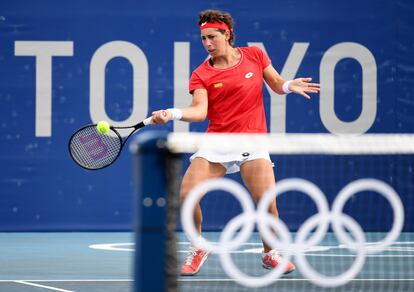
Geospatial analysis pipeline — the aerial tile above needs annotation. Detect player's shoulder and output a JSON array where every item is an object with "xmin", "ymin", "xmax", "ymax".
[
  {"xmin": 192, "ymin": 59, "xmax": 210, "ymax": 75},
  {"xmin": 238, "ymin": 46, "xmax": 271, "ymax": 69},
  {"xmin": 239, "ymin": 46, "xmax": 264, "ymax": 55},
  {"xmin": 239, "ymin": 46, "xmax": 268, "ymax": 62}
]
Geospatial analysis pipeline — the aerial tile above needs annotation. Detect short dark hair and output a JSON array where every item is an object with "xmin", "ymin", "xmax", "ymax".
[{"xmin": 198, "ymin": 9, "xmax": 235, "ymax": 46}]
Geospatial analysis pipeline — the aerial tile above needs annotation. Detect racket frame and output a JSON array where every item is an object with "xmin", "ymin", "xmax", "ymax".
[{"xmin": 68, "ymin": 117, "xmax": 151, "ymax": 170}]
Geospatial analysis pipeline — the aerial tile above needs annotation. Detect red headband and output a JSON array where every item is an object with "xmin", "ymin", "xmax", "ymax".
[{"xmin": 199, "ymin": 21, "xmax": 231, "ymax": 31}]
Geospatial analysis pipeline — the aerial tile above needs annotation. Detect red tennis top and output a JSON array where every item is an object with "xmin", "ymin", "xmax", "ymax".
[{"xmin": 189, "ymin": 46, "xmax": 271, "ymax": 133}]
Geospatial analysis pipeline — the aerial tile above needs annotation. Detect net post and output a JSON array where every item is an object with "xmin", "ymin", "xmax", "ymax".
[{"xmin": 130, "ymin": 130, "xmax": 181, "ymax": 292}]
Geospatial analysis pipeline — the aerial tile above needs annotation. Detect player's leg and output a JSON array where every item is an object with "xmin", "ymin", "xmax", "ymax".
[
  {"xmin": 240, "ymin": 159, "xmax": 295, "ymax": 273},
  {"xmin": 180, "ymin": 157, "xmax": 226, "ymax": 276},
  {"xmin": 240, "ymin": 158, "xmax": 278, "ymax": 252},
  {"xmin": 180, "ymin": 157, "xmax": 226, "ymax": 233}
]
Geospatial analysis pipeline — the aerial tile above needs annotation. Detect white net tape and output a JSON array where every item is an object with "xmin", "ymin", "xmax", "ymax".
[{"xmin": 167, "ymin": 133, "xmax": 414, "ymax": 154}]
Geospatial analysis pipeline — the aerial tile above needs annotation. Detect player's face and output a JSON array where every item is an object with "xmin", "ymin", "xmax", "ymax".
[{"xmin": 201, "ymin": 28, "xmax": 228, "ymax": 57}]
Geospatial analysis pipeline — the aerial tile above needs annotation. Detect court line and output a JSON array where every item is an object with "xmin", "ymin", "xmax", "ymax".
[
  {"xmin": 177, "ymin": 278, "xmax": 414, "ymax": 282},
  {"xmin": 1, "ymin": 278, "xmax": 413, "ymax": 283},
  {"xmin": 0, "ymin": 279, "xmax": 132, "ymax": 282},
  {"xmin": 14, "ymin": 280, "xmax": 74, "ymax": 292},
  {"xmin": 289, "ymin": 253, "xmax": 414, "ymax": 257},
  {"xmin": 89, "ymin": 242, "xmax": 134, "ymax": 251},
  {"xmin": 89, "ymin": 242, "xmax": 414, "ymax": 256}
]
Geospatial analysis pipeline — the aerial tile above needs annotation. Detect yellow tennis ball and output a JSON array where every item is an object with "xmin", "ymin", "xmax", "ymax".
[{"xmin": 96, "ymin": 121, "xmax": 110, "ymax": 134}]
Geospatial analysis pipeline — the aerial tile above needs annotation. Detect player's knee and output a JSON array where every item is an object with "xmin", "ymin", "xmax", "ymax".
[{"xmin": 179, "ymin": 186, "xmax": 191, "ymax": 204}]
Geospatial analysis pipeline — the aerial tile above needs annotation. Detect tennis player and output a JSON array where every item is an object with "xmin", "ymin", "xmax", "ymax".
[{"xmin": 152, "ymin": 9, "xmax": 320, "ymax": 276}]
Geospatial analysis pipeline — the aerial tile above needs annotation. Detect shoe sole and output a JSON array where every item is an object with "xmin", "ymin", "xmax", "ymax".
[
  {"xmin": 262, "ymin": 264, "xmax": 296, "ymax": 274},
  {"xmin": 181, "ymin": 251, "xmax": 211, "ymax": 276}
]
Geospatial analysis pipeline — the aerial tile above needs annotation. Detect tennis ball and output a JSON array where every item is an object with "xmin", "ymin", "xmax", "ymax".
[{"xmin": 96, "ymin": 121, "xmax": 110, "ymax": 135}]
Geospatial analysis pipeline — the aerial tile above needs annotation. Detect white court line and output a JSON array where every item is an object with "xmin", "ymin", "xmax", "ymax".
[
  {"xmin": 177, "ymin": 278, "xmax": 414, "ymax": 282},
  {"xmin": 0, "ymin": 279, "xmax": 132, "ymax": 282},
  {"xmin": 90, "ymin": 241, "xmax": 414, "ymax": 256},
  {"xmin": 1, "ymin": 278, "xmax": 413, "ymax": 283},
  {"xmin": 14, "ymin": 280, "xmax": 74, "ymax": 292},
  {"xmin": 89, "ymin": 242, "xmax": 134, "ymax": 251}
]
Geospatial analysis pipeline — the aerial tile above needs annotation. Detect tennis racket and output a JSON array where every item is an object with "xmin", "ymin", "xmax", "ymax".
[{"xmin": 69, "ymin": 117, "xmax": 153, "ymax": 170}]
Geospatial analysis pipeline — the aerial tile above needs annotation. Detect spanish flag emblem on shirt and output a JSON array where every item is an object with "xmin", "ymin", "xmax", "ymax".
[{"xmin": 213, "ymin": 82, "xmax": 223, "ymax": 88}]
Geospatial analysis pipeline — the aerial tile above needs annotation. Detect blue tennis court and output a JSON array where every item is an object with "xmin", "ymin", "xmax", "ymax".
[{"xmin": 1, "ymin": 231, "xmax": 413, "ymax": 292}]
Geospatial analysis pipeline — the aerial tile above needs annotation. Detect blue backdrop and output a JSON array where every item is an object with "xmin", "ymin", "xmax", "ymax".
[{"xmin": 0, "ymin": 0, "xmax": 413, "ymax": 231}]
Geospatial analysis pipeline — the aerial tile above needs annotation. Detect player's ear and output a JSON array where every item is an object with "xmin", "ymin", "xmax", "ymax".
[{"xmin": 225, "ymin": 30, "xmax": 230, "ymax": 42}]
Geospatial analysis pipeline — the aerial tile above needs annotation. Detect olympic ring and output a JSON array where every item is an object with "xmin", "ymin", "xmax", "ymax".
[
  {"xmin": 257, "ymin": 179, "xmax": 330, "ymax": 251},
  {"xmin": 181, "ymin": 178, "xmax": 256, "ymax": 253},
  {"xmin": 220, "ymin": 212, "xmax": 293, "ymax": 287},
  {"xmin": 332, "ymin": 179, "xmax": 404, "ymax": 253},
  {"xmin": 295, "ymin": 213, "xmax": 367, "ymax": 287},
  {"xmin": 181, "ymin": 177, "xmax": 404, "ymax": 288}
]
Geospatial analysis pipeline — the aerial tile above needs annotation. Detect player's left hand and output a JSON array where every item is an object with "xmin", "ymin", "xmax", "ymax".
[{"xmin": 289, "ymin": 77, "xmax": 320, "ymax": 99}]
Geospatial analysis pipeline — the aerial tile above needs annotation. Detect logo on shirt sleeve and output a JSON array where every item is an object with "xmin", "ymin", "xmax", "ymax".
[{"xmin": 213, "ymin": 82, "xmax": 223, "ymax": 88}]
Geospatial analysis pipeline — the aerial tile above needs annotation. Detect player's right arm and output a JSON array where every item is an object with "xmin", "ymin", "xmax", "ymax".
[
  {"xmin": 151, "ymin": 89, "xmax": 208, "ymax": 124},
  {"xmin": 180, "ymin": 89, "xmax": 208, "ymax": 122}
]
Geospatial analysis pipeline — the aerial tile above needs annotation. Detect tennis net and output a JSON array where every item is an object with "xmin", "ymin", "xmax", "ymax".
[{"xmin": 131, "ymin": 132, "xmax": 414, "ymax": 292}]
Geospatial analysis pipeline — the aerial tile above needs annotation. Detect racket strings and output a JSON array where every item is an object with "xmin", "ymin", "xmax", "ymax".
[{"xmin": 70, "ymin": 126, "xmax": 122, "ymax": 169}]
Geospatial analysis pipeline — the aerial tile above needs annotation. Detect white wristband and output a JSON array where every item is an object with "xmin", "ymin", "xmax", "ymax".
[
  {"xmin": 167, "ymin": 108, "xmax": 183, "ymax": 120},
  {"xmin": 282, "ymin": 80, "xmax": 293, "ymax": 94}
]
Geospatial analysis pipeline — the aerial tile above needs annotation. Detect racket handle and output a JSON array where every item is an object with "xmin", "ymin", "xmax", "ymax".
[{"xmin": 143, "ymin": 117, "xmax": 153, "ymax": 126}]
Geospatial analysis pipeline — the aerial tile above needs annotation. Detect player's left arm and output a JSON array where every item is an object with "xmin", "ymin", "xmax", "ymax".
[{"xmin": 263, "ymin": 64, "xmax": 320, "ymax": 99}]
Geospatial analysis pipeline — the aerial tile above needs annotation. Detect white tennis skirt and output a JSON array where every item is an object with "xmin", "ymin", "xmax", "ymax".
[{"xmin": 190, "ymin": 149, "xmax": 272, "ymax": 174}]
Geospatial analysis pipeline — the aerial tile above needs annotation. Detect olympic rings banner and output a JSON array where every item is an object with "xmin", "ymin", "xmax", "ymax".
[
  {"xmin": 182, "ymin": 178, "xmax": 404, "ymax": 287},
  {"xmin": 0, "ymin": 0, "xmax": 413, "ymax": 230}
]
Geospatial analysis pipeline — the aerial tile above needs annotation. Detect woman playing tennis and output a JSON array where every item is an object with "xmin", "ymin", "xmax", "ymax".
[{"xmin": 152, "ymin": 9, "xmax": 320, "ymax": 276}]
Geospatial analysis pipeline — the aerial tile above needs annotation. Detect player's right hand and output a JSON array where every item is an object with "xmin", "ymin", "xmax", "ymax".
[{"xmin": 151, "ymin": 109, "xmax": 172, "ymax": 125}]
